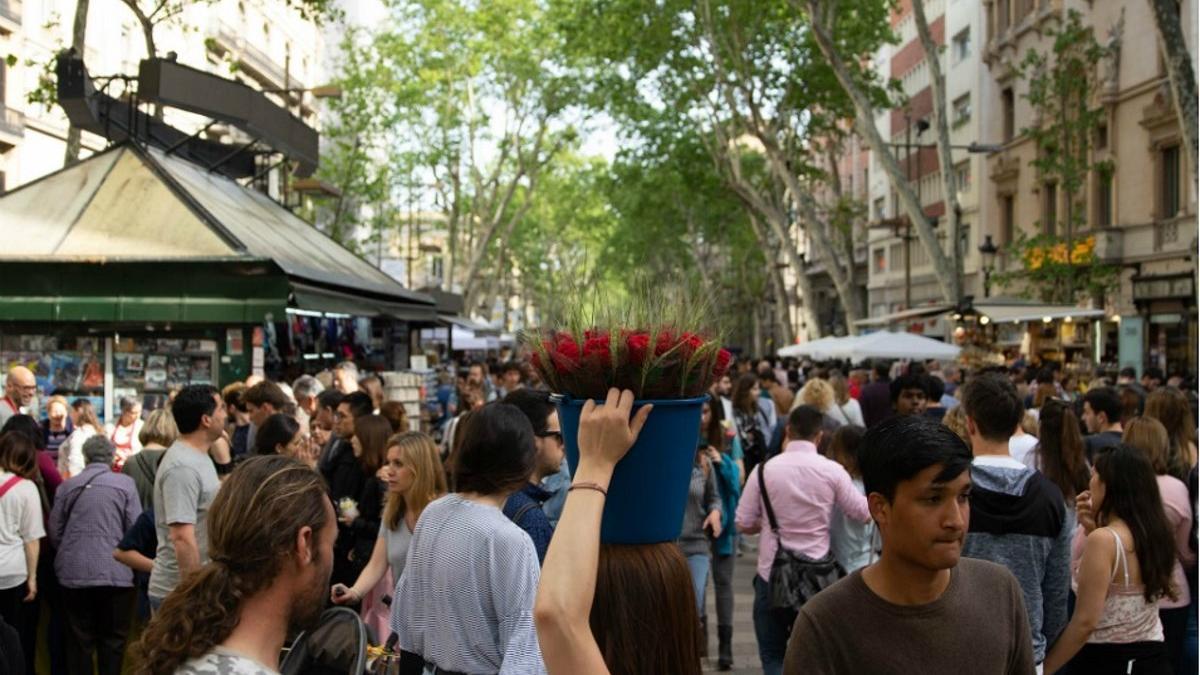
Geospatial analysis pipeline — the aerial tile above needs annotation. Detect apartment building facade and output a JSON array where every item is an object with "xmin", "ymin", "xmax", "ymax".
[
  {"xmin": 0, "ymin": 0, "xmax": 331, "ymax": 193},
  {"xmin": 865, "ymin": 0, "xmax": 991, "ymax": 336},
  {"xmin": 982, "ymin": 0, "xmax": 1198, "ymax": 374}
]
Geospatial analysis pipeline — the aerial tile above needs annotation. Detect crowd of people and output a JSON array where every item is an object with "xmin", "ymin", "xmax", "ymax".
[{"xmin": 0, "ymin": 352, "xmax": 1194, "ymax": 675}]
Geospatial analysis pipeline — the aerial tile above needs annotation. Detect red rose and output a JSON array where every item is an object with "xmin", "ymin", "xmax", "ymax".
[
  {"xmin": 584, "ymin": 334, "xmax": 611, "ymax": 358},
  {"xmin": 713, "ymin": 348, "xmax": 732, "ymax": 377},
  {"xmin": 552, "ymin": 334, "xmax": 581, "ymax": 374},
  {"xmin": 678, "ymin": 332, "xmax": 705, "ymax": 358},
  {"xmin": 583, "ymin": 327, "xmax": 607, "ymax": 341},
  {"xmin": 626, "ymin": 332, "xmax": 650, "ymax": 364},
  {"xmin": 654, "ymin": 330, "xmax": 676, "ymax": 356}
]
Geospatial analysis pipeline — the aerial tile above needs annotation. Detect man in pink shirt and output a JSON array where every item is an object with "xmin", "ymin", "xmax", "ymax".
[{"xmin": 736, "ymin": 405, "xmax": 871, "ymax": 675}]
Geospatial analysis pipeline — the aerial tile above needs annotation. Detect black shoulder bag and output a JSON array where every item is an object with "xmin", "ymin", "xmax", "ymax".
[{"xmin": 757, "ymin": 459, "xmax": 845, "ymax": 612}]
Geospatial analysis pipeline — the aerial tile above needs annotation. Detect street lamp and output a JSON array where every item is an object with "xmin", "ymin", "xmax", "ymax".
[{"xmin": 978, "ymin": 234, "xmax": 998, "ymax": 298}]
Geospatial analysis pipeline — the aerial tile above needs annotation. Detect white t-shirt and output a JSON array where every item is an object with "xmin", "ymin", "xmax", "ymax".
[
  {"xmin": 175, "ymin": 647, "xmax": 278, "ymax": 674},
  {"xmin": 0, "ymin": 472, "xmax": 45, "ymax": 590},
  {"xmin": 1008, "ymin": 433, "xmax": 1039, "ymax": 467}
]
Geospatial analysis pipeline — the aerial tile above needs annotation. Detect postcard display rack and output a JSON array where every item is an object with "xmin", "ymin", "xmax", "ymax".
[
  {"xmin": 1, "ymin": 335, "xmax": 107, "ymax": 422},
  {"xmin": 113, "ymin": 337, "xmax": 218, "ymax": 409},
  {"xmin": 382, "ymin": 372, "xmax": 425, "ymax": 431}
]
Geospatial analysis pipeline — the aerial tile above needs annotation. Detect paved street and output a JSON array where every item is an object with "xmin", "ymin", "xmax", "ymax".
[{"xmin": 701, "ymin": 536, "xmax": 764, "ymax": 674}]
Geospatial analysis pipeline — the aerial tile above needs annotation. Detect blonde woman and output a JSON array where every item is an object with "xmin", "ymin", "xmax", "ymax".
[
  {"xmin": 942, "ymin": 405, "xmax": 971, "ymax": 446},
  {"xmin": 828, "ymin": 374, "xmax": 865, "ymax": 427},
  {"xmin": 122, "ymin": 409, "xmax": 179, "ymax": 509},
  {"xmin": 331, "ymin": 431, "xmax": 447, "ymax": 607},
  {"xmin": 793, "ymin": 378, "xmax": 844, "ymax": 453}
]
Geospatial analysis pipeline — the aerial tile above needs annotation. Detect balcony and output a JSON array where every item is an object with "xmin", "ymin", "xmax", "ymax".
[
  {"xmin": 0, "ymin": 104, "xmax": 24, "ymax": 150},
  {"xmin": 0, "ymin": 0, "xmax": 20, "ymax": 34},
  {"xmin": 207, "ymin": 20, "xmax": 296, "ymax": 91}
]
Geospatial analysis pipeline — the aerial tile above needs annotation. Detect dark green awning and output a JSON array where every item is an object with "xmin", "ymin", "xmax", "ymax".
[{"xmin": 0, "ymin": 261, "xmax": 290, "ymax": 324}]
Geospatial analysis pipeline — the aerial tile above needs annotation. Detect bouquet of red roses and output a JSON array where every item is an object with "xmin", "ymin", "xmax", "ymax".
[{"xmin": 525, "ymin": 326, "xmax": 732, "ymax": 400}]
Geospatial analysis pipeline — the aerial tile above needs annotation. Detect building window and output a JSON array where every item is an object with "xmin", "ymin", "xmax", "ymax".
[
  {"xmin": 1002, "ymin": 88, "xmax": 1015, "ymax": 142},
  {"xmin": 1097, "ymin": 168, "xmax": 1113, "ymax": 227},
  {"xmin": 873, "ymin": 248, "xmax": 886, "ymax": 273},
  {"xmin": 959, "ymin": 222, "xmax": 971, "ymax": 257},
  {"xmin": 953, "ymin": 29, "xmax": 971, "ymax": 64},
  {"xmin": 889, "ymin": 242, "xmax": 903, "ymax": 269},
  {"xmin": 873, "ymin": 197, "xmax": 885, "ymax": 220},
  {"xmin": 997, "ymin": 0, "xmax": 1011, "ymax": 34},
  {"xmin": 1160, "ymin": 145, "xmax": 1181, "ymax": 217},
  {"xmin": 1095, "ymin": 123, "xmax": 1108, "ymax": 150},
  {"xmin": 1002, "ymin": 195, "xmax": 1015, "ymax": 245},
  {"xmin": 952, "ymin": 94, "xmax": 971, "ymax": 128},
  {"xmin": 955, "ymin": 161, "xmax": 972, "ymax": 193},
  {"xmin": 1043, "ymin": 182, "xmax": 1058, "ymax": 235}
]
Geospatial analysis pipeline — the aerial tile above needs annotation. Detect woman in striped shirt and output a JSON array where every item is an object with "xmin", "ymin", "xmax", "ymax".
[{"xmin": 391, "ymin": 403, "xmax": 545, "ymax": 675}]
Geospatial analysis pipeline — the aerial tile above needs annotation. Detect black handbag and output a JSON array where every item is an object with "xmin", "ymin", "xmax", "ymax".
[{"xmin": 757, "ymin": 459, "xmax": 845, "ymax": 612}]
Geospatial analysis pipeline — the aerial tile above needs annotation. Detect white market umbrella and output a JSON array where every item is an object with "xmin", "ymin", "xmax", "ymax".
[
  {"xmin": 827, "ymin": 331, "xmax": 960, "ymax": 361},
  {"xmin": 777, "ymin": 336, "xmax": 849, "ymax": 359}
]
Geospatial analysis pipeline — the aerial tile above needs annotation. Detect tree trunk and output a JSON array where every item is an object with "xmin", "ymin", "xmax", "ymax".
[
  {"xmin": 804, "ymin": 0, "xmax": 960, "ymax": 304},
  {"xmin": 912, "ymin": 0, "xmax": 963, "ymax": 303},
  {"xmin": 63, "ymin": 0, "xmax": 91, "ymax": 165},
  {"xmin": 750, "ymin": 214, "xmax": 797, "ymax": 345},
  {"xmin": 798, "ymin": 196, "xmax": 862, "ymax": 335},
  {"xmin": 1149, "ymin": 0, "xmax": 1199, "ymax": 182},
  {"xmin": 747, "ymin": 211, "xmax": 818, "ymax": 341},
  {"xmin": 462, "ymin": 173, "xmax": 538, "ymax": 311}
]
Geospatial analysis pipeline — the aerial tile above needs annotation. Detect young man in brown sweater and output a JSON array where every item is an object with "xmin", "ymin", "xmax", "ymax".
[{"xmin": 784, "ymin": 415, "xmax": 1036, "ymax": 675}]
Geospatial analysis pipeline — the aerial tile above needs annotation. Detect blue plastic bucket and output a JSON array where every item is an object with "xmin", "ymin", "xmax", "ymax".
[{"xmin": 554, "ymin": 394, "xmax": 707, "ymax": 544}]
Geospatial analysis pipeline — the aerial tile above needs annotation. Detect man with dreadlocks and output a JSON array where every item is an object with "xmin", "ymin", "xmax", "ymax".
[{"xmin": 133, "ymin": 455, "xmax": 336, "ymax": 674}]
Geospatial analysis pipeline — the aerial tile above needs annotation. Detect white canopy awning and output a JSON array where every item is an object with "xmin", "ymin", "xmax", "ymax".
[
  {"xmin": 975, "ymin": 301, "xmax": 1105, "ymax": 324},
  {"xmin": 777, "ymin": 336, "xmax": 845, "ymax": 358},
  {"xmin": 807, "ymin": 331, "xmax": 960, "ymax": 361}
]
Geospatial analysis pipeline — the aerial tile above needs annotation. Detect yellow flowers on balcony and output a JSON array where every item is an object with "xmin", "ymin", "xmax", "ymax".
[{"xmin": 1025, "ymin": 236, "xmax": 1095, "ymax": 270}]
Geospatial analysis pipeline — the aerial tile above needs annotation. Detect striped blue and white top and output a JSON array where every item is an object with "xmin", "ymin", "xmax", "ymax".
[{"xmin": 390, "ymin": 493, "xmax": 546, "ymax": 675}]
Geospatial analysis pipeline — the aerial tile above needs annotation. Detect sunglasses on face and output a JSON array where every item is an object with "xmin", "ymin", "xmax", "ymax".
[{"xmin": 537, "ymin": 430, "xmax": 564, "ymax": 444}]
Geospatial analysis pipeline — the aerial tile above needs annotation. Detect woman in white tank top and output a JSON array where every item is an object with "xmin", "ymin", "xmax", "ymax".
[{"xmin": 1042, "ymin": 444, "xmax": 1179, "ymax": 675}]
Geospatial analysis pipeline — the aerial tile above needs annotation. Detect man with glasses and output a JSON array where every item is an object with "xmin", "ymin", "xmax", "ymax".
[
  {"xmin": 500, "ymin": 389, "xmax": 563, "ymax": 564},
  {"xmin": 0, "ymin": 366, "xmax": 37, "ymax": 427}
]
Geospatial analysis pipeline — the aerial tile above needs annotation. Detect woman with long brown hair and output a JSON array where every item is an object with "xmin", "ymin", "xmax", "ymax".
[
  {"xmin": 1043, "ymin": 444, "xmax": 1179, "ymax": 674},
  {"xmin": 1143, "ymin": 388, "xmax": 1198, "ymax": 483},
  {"xmin": 732, "ymin": 374, "xmax": 770, "ymax": 480},
  {"xmin": 59, "ymin": 398, "xmax": 101, "ymax": 478},
  {"xmin": 1122, "ymin": 417, "xmax": 1195, "ymax": 675},
  {"xmin": 331, "ymin": 432, "xmax": 447, "ymax": 607},
  {"xmin": 536, "ymin": 389, "xmax": 700, "ymax": 675},
  {"xmin": 1029, "ymin": 399, "xmax": 1091, "ymax": 502},
  {"xmin": 0, "ymin": 432, "xmax": 43, "ymax": 669},
  {"xmin": 330, "ymin": 415, "xmax": 392, "ymax": 589}
]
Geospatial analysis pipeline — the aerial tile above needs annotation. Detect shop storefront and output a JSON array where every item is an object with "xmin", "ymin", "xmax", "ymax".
[
  {"xmin": 0, "ymin": 143, "xmax": 435, "ymax": 420},
  {"xmin": 1131, "ymin": 274, "xmax": 1198, "ymax": 377}
]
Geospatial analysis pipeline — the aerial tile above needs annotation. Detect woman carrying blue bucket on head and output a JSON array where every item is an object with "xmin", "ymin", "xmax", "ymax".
[{"xmin": 523, "ymin": 291, "xmax": 734, "ymax": 675}]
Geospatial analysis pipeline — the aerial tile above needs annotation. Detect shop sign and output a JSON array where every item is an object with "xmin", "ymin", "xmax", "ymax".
[{"xmin": 1133, "ymin": 276, "xmax": 1194, "ymax": 300}]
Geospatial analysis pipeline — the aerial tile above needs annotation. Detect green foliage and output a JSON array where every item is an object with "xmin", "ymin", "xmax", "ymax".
[
  {"xmin": 1019, "ymin": 9, "xmax": 1111, "ymax": 201},
  {"xmin": 999, "ymin": 9, "xmax": 1113, "ymax": 304},
  {"xmin": 992, "ymin": 232, "xmax": 1119, "ymax": 304}
]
